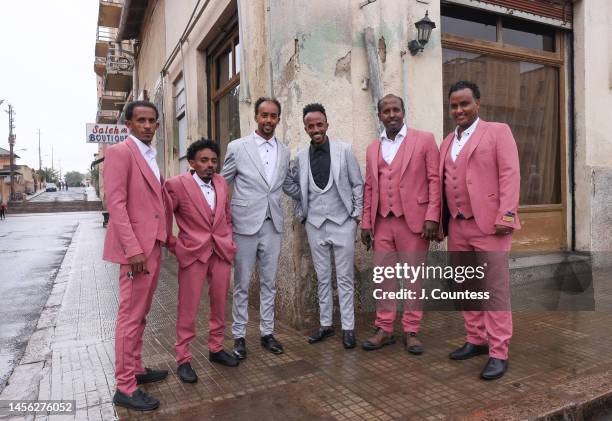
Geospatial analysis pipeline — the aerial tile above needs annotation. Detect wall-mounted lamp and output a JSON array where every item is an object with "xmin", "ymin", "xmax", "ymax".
[{"xmin": 408, "ymin": 11, "xmax": 436, "ymax": 56}]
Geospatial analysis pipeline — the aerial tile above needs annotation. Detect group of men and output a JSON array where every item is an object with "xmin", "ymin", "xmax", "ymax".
[{"xmin": 103, "ymin": 80, "xmax": 520, "ymax": 411}]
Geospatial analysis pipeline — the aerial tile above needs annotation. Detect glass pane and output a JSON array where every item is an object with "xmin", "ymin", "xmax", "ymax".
[
  {"xmin": 442, "ymin": 49, "xmax": 561, "ymax": 205},
  {"xmin": 216, "ymin": 49, "xmax": 231, "ymax": 90},
  {"xmin": 502, "ymin": 17, "xmax": 555, "ymax": 52},
  {"xmin": 234, "ymin": 42, "xmax": 241, "ymax": 75},
  {"xmin": 177, "ymin": 115, "xmax": 188, "ymax": 173},
  {"xmin": 215, "ymin": 85, "xmax": 241, "ymax": 164},
  {"xmin": 441, "ymin": 4, "xmax": 497, "ymax": 42}
]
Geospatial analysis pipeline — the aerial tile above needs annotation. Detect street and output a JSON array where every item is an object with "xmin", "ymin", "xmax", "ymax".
[
  {"xmin": 30, "ymin": 187, "xmax": 94, "ymax": 203},
  {"xmin": 0, "ymin": 212, "xmax": 99, "ymax": 393}
]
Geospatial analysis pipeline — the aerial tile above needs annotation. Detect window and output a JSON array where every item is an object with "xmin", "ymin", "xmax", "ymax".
[
  {"xmin": 209, "ymin": 27, "xmax": 240, "ymax": 163},
  {"xmin": 441, "ymin": 3, "xmax": 557, "ymax": 52},
  {"xmin": 174, "ymin": 76, "xmax": 188, "ymax": 174}
]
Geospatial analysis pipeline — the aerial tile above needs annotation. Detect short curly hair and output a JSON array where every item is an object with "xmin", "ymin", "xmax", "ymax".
[{"xmin": 187, "ymin": 138, "xmax": 220, "ymax": 161}]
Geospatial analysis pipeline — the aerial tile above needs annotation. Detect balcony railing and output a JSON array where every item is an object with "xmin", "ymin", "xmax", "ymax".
[
  {"xmin": 94, "ymin": 56, "xmax": 106, "ymax": 77},
  {"xmin": 95, "ymin": 26, "xmax": 118, "ymax": 58},
  {"xmin": 96, "ymin": 109, "xmax": 120, "ymax": 124},
  {"xmin": 99, "ymin": 91, "xmax": 127, "ymax": 111}
]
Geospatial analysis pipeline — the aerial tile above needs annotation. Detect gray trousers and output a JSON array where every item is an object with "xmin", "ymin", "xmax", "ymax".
[
  {"xmin": 305, "ymin": 218, "xmax": 357, "ymax": 330},
  {"xmin": 232, "ymin": 220, "xmax": 282, "ymax": 338}
]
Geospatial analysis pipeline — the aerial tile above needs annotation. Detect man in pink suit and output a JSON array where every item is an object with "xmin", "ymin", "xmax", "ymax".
[
  {"xmin": 164, "ymin": 139, "xmax": 239, "ymax": 384},
  {"xmin": 103, "ymin": 101, "xmax": 168, "ymax": 411},
  {"xmin": 440, "ymin": 81, "xmax": 520, "ymax": 380},
  {"xmin": 361, "ymin": 94, "xmax": 441, "ymax": 354}
]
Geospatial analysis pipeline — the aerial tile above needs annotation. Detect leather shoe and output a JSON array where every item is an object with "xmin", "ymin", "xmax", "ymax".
[
  {"xmin": 210, "ymin": 350, "xmax": 239, "ymax": 367},
  {"xmin": 233, "ymin": 338, "xmax": 247, "ymax": 360},
  {"xmin": 308, "ymin": 327, "xmax": 334, "ymax": 344},
  {"xmin": 261, "ymin": 334, "xmax": 284, "ymax": 354},
  {"xmin": 113, "ymin": 388, "xmax": 159, "ymax": 411},
  {"xmin": 480, "ymin": 357, "xmax": 508, "ymax": 380},
  {"xmin": 403, "ymin": 332, "xmax": 424, "ymax": 355},
  {"xmin": 135, "ymin": 367, "xmax": 168, "ymax": 385},
  {"xmin": 177, "ymin": 362, "xmax": 197, "ymax": 383},
  {"xmin": 362, "ymin": 328, "xmax": 395, "ymax": 351},
  {"xmin": 342, "ymin": 330, "xmax": 356, "ymax": 349},
  {"xmin": 449, "ymin": 342, "xmax": 489, "ymax": 360}
]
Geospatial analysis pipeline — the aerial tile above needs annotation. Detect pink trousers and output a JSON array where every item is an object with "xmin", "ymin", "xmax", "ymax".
[
  {"xmin": 175, "ymin": 253, "xmax": 231, "ymax": 364},
  {"xmin": 115, "ymin": 244, "xmax": 161, "ymax": 395},
  {"xmin": 373, "ymin": 215, "xmax": 429, "ymax": 333},
  {"xmin": 448, "ymin": 217, "xmax": 513, "ymax": 360}
]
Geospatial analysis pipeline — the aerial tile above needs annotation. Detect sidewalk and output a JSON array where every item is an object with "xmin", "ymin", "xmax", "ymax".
[{"xmin": 2, "ymin": 216, "xmax": 612, "ymax": 420}]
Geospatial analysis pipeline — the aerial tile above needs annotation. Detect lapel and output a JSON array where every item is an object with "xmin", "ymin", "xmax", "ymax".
[
  {"xmin": 270, "ymin": 139, "xmax": 285, "ymax": 189},
  {"xmin": 465, "ymin": 120, "xmax": 488, "ymax": 163},
  {"xmin": 400, "ymin": 128, "xmax": 418, "ymax": 178},
  {"xmin": 243, "ymin": 134, "xmax": 270, "ymax": 187},
  {"xmin": 126, "ymin": 137, "xmax": 162, "ymax": 201},
  {"xmin": 371, "ymin": 141, "xmax": 381, "ymax": 185},
  {"xmin": 439, "ymin": 133, "xmax": 454, "ymax": 174},
  {"xmin": 180, "ymin": 172, "xmax": 213, "ymax": 225},
  {"xmin": 299, "ymin": 148, "xmax": 309, "ymax": 206},
  {"xmin": 329, "ymin": 139, "xmax": 341, "ymax": 187},
  {"xmin": 211, "ymin": 174, "xmax": 226, "ymax": 228}
]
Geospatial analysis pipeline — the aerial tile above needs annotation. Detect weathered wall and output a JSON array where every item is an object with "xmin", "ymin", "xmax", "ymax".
[{"xmin": 573, "ymin": 0, "xmax": 612, "ymax": 252}]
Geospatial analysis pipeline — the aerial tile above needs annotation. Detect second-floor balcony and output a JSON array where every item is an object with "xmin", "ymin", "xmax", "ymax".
[
  {"xmin": 96, "ymin": 109, "xmax": 120, "ymax": 124},
  {"xmin": 104, "ymin": 47, "xmax": 134, "ymax": 92},
  {"xmin": 99, "ymin": 91, "xmax": 127, "ymax": 111},
  {"xmin": 95, "ymin": 26, "xmax": 118, "ymax": 58},
  {"xmin": 99, "ymin": 0, "xmax": 123, "ymax": 28}
]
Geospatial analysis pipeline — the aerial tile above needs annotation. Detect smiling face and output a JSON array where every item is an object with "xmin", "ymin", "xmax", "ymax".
[
  {"xmin": 449, "ymin": 88, "xmax": 480, "ymax": 129},
  {"xmin": 255, "ymin": 101, "xmax": 280, "ymax": 139},
  {"xmin": 303, "ymin": 111, "xmax": 329, "ymax": 145},
  {"xmin": 189, "ymin": 147, "xmax": 218, "ymax": 182},
  {"xmin": 378, "ymin": 97, "xmax": 405, "ymax": 136},
  {"xmin": 126, "ymin": 106, "xmax": 159, "ymax": 144}
]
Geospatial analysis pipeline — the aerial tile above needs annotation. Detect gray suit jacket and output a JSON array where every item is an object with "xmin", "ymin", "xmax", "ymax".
[
  {"xmin": 221, "ymin": 132, "xmax": 290, "ymax": 235},
  {"xmin": 284, "ymin": 139, "xmax": 363, "ymax": 222}
]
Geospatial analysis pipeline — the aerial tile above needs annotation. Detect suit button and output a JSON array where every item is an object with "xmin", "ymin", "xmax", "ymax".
[
  {"xmin": 155, "ymin": 215, "xmax": 159, "ymax": 219},
  {"xmin": 453, "ymin": 186, "xmax": 457, "ymax": 189}
]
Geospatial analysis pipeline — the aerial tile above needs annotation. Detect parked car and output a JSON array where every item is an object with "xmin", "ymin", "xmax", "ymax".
[{"xmin": 45, "ymin": 183, "xmax": 58, "ymax": 192}]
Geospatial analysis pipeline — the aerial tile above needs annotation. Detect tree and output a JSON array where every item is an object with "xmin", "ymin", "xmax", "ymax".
[
  {"xmin": 64, "ymin": 171, "xmax": 84, "ymax": 187},
  {"xmin": 37, "ymin": 167, "xmax": 59, "ymax": 184}
]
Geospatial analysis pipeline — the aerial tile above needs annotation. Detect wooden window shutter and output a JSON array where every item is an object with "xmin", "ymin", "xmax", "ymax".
[{"xmin": 481, "ymin": 0, "xmax": 572, "ymax": 23}]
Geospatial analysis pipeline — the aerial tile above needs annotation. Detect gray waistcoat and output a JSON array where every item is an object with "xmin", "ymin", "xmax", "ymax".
[{"xmin": 307, "ymin": 165, "xmax": 349, "ymax": 228}]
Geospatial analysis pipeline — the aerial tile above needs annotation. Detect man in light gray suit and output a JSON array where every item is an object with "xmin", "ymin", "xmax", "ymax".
[
  {"xmin": 284, "ymin": 103, "xmax": 363, "ymax": 349},
  {"xmin": 221, "ymin": 97, "xmax": 290, "ymax": 358}
]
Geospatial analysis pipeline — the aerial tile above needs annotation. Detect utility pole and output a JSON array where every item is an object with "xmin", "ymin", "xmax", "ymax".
[
  {"xmin": 6, "ymin": 104, "xmax": 16, "ymax": 201},
  {"xmin": 51, "ymin": 145, "xmax": 54, "ymax": 172},
  {"xmin": 38, "ymin": 129, "xmax": 42, "ymax": 171}
]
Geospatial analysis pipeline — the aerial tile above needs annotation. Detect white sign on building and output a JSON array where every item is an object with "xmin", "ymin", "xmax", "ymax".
[{"xmin": 86, "ymin": 124, "xmax": 130, "ymax": 144}]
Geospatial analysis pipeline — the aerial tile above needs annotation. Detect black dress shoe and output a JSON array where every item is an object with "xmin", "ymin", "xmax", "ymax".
[
  {"xmin": 480, "ymin": 357, "xmax": 508, "ymax": 380},
  {"xmin": 308, "ymin": 327, "xmax": 335, "ymax": 344},
  {"xmin": 113, "ymin": 388, "xmax": 160, "ymax": 411},
  {"xmin": 135, "ymin": 367, "xmax": 168, "ymax": 385},
  {"xmin": 233, "ymin": 338, "xmax": 247, "ymax": 360},
  {"xmin": 261, "ymin": 334, "xmax": 284, "ymax": 354},
  {"xmin": 449, "ymin": 342, "xmax": 489, "ymax": 360},
  {"xmin": 210, "ymin": 350, "xmax": 239, "ymax": 367},
  {"xmin": 342, "ymin": 330, "xmax": 356, "ymax": 349},
  {"xmin": 177, "ymin": 362, "xmax": 198, "ymax": 383}
]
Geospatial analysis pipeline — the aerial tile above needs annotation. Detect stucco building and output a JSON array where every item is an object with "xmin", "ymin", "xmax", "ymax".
[{"xmin": 93, "ymin": 0, "xmax": 612, "ymax": 327}]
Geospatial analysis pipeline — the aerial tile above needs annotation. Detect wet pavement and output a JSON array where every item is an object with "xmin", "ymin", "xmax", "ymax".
[
  {"xmin": 0, "ymin": 213, "xmax": 99, "ymax": 393},
  {"xmin": 1, "ymin": 215, "xmax": 612, "ymax": 420},
  {"xmin": 29, "ymin": 188, "xmax": 97, "ymax": 203}
]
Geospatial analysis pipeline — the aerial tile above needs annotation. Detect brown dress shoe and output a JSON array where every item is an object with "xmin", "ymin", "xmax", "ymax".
[
  {"xmin": 361, "ymin": 328, "xmax": 396, "ymax": 351},
  {"xmin": 403, "ymin": 332, "xmax": 424, "ymax": 355}
]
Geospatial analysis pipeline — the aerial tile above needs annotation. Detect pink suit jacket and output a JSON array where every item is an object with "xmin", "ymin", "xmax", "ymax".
[
  {"xmin": 439, "ymin": 120, "xmax": 521, "ymax": 237},
  {"xmin": 164, "ymin": 172, "xmax": 236, "ymax": 268},
  {"xmin": 362, "ymin": 128, "xmax": 441, "ymax": 234},
  {"xmin": 103, "ymin": 137, "xmax": 166, "ymax": 264}
]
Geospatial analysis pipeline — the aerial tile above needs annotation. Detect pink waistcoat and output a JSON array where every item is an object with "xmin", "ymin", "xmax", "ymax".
[
  {"xmin": 444, "ymin": 146, "xmax": 473, "ymax": 219},
  {"xmin": 377, "ymin": 141, "xmax": 407, "ymax": 218}
]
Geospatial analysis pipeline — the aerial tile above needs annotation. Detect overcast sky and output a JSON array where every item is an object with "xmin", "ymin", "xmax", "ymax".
[{"xmin": 0, "ymin": 1, "xmax": 98, "ymax": 175}]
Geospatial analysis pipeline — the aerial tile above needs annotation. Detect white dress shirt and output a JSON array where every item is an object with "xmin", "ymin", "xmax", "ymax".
[
  {"xmin": 253, "ymin": 132, "xmax": 278, "ymax": 182},
  {"xmin": 192, "ymin": 172, "xmax": 216, "ymax": 210},
  {"xmin": 451, "ymin": 118, "xmax": 480, "ymax": 162},
  {"xmin": 131, "ymin": 135, "xmax": 161, "ymax": 182},
  {"xmin": 380, "ymin": 124, "xmax": 408, "ymax": 165}
]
